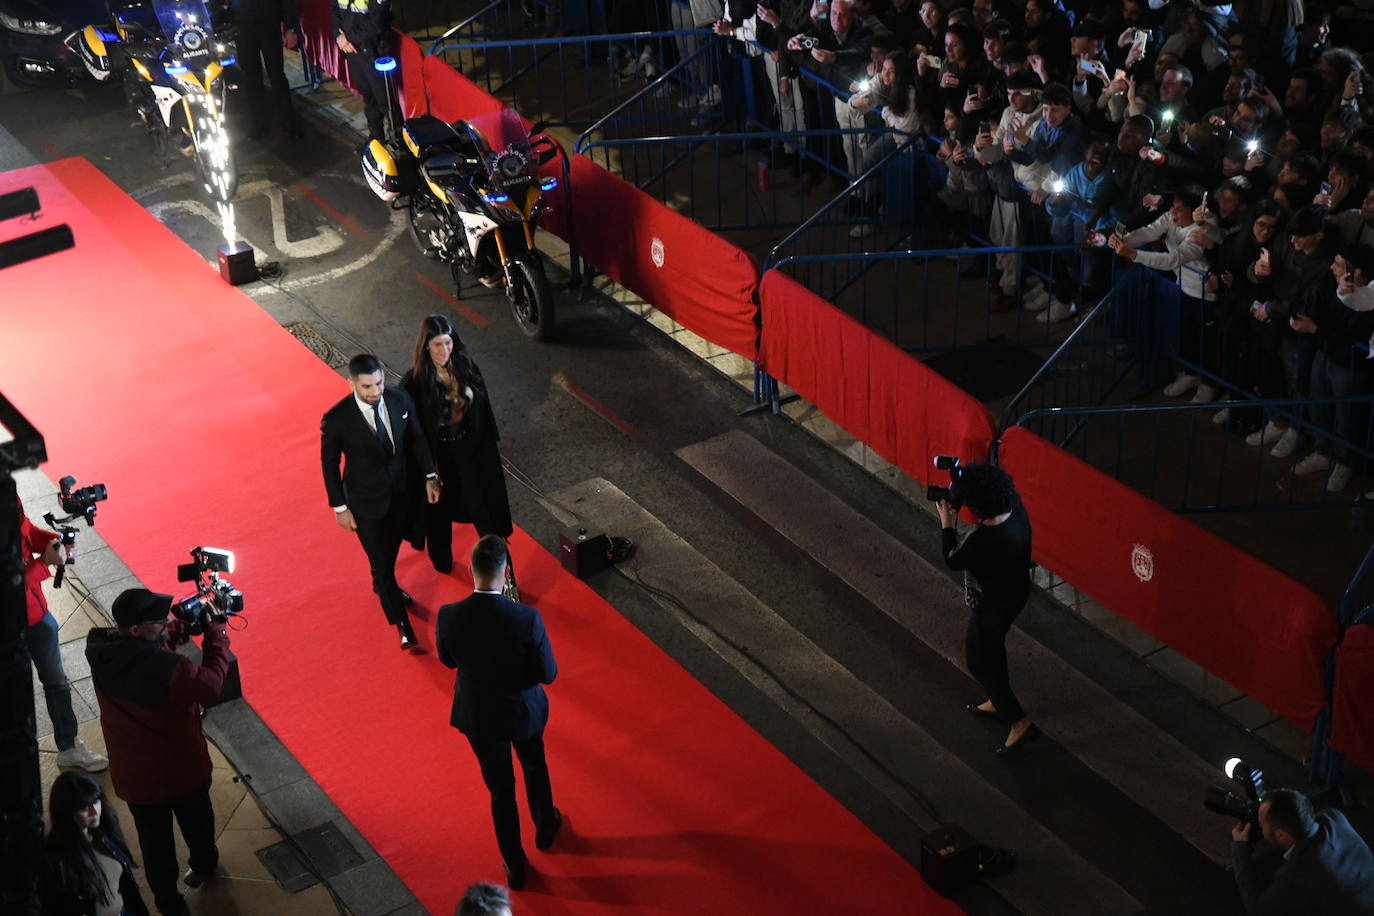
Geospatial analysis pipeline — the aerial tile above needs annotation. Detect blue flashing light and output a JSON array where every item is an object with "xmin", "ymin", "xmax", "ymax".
[
  {"xmin": 221, "ymin": 56, "xmax": 237, "ymax": 66},
  {"xmin": 480, "ymin": 190, "xmax": 509, "ymax": 205},
  {"xmin": 540, "ymin": 177, "xmax": 558, "ymax": 191},
  {"xmin": 97, "ymin": 29, "xmax": 120, "ymax": 43},
  {"xmin": 374, "ymin": 56, "xmax": 397, "ymax": 73},
  {"xmin": 165, "ymin": 63, "xmax": 189, "ymax": 75}
]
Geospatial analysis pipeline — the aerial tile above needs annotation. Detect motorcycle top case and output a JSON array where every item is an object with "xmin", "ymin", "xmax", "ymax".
[{"xmin": 362, "ymin": 140, "xmax": 418, "ymax": 202}]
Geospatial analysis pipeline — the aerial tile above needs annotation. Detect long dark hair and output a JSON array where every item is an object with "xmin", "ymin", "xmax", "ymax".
[
  {"xmin": 410, "ymin": 314, "xmax": 488, "ymax": 409},
  {"xmin": 45, "ymin": 772, "xmax": 132, "ymax": 908},
  {"xmin": 883, "ymin": 51, "xmax": 916, "ymax": 117}
]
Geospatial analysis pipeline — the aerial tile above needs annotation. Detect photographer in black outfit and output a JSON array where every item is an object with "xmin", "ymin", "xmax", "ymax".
[
  {"xmin": 936, "ymin": 463, "xmax": 1037, "ymax": 756},
  {"xmin": 1231, "ymin": 788, "xmax": 1374, "ymax": 916}
]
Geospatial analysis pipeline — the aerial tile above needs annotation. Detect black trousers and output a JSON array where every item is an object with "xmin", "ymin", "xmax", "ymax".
[
  {"xmin": 343, "ymin": 48, "xmax": 392, "ymax": 141},
  {"xmin": 354, "ymin": 501, "xmax": 409, "ymax": 627},
  {"xmin": 236, "ymin": 23, "xmax": 298, "ymax": 134},
  {"xmin": 965, "ymin": 599, "xmax": 1027, "ymax": 725},
  {"xmin": 128, "ymin": 782, "xmax": 217, "ymax": 915},
  {"xmin": 466, "ymin": 732, "xmax": 556, "ymax": 867}
]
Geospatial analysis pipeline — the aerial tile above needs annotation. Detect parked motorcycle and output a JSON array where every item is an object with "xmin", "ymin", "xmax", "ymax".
[
  {"xmin": 72, "ymin": 0, "xmax": 239, "ymax": 202},
  {"xmin": 363, "ymin": 108, "xmax": 562, "ymax": 341}
]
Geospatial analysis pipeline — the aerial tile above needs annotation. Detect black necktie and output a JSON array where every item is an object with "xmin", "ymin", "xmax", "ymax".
[{"xmin": 373, "ymin": 402, "xmax": 393, "ymax": 453}]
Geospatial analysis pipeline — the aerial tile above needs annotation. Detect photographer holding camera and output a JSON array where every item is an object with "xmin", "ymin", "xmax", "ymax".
[
  {"xmin": 85, "ymin": 587, "xmax": 232, "ymax": 916},
  {"xmin": 1231, "ymin": 789, "xmax": 1374, "ymax": 916},
  {"xmin": 934, "ymin": 462, "xmax": 1038, "ymax": 756},
  {"xmin": 16, "ymin": 495, "xmax": 108, "ymax": 772}
]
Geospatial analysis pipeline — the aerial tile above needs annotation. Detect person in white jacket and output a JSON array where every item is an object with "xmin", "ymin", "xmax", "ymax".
[
  {"xmin": 974, "ymin": 69, "xmax": 1051, "ymax": 305},
  {"xmin": 1109, "ymin": 185, "xmax": 1224, "ymax": 400}
]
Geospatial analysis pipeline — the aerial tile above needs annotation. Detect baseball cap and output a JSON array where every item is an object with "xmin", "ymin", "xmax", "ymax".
[{"xmin": 112, "ymin": 588, "xmax": 174, "ymax": 628}]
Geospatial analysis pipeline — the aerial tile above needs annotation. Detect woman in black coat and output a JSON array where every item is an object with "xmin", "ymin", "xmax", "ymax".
[
  {"xmin": 937, "ymin": 463, "xmax": 1037, "ymax": 756},
  {"xmin": 40, "ymin": 771, "xmax": 148, "ymax": 916},
  {"xmin": 402, "ymin": 314, "xmax": 513, "ymax": 578}
]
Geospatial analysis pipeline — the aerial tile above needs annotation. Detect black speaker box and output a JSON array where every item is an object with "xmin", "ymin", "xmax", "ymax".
[
  {"xmin": 920, "ymin": 823, "xmax": 980, "ymax": 896},
  {"xmin": 559, "ymin": 525, "xmax": 611, "ymax": 579},
  {"xmin": 218, "ymin": 240, "xmax": 256, "ymax": 286}
]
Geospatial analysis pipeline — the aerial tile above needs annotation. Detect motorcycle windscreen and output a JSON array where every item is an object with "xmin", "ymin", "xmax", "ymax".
[
  {"xmin": 462, "ymin": 108, "xmax": 533, "ymax": 159},
  {"xmin": 152, "ymin": 0, "xmax": 220, "ymax": 65}
]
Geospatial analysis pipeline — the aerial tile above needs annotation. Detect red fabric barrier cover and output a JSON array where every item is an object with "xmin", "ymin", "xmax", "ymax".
[
  {"xmin": 395, "ymin": 32, "xmax": 426, "ymax": 119},
  {"xmin": 1331, "ymin": 624, "xmax": 1374, "ymax": 772},
  {"xmin": 757, "ymin": 270, "xmax": 997, "ymax": 482},
  {"xmin": 998, "ymin": 426, "xmax": 1337, "ymax": 730},
  {"xmin": 415, "ymin": 57, "xmax": 761, "ymax": 360},
  {"xmin": 298, "ymin": 0, "xmax": 349, "ymax": 88}
]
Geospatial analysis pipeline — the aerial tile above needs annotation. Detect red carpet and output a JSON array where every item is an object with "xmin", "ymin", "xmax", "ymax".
[{"xmin": 1, "ymin": 159, "xmax": 960, "ymax": 914}]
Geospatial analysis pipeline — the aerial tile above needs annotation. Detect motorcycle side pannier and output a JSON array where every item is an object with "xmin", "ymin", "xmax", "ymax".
[{"xmin": 362, "ymin": 140, "xmax": 419, "ymax": 202}]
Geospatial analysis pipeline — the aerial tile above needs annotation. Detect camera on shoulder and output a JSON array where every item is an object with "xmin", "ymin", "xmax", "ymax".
[{"xmin": 171, "ymin": 547, "xmax": 244, "ymax": 636}]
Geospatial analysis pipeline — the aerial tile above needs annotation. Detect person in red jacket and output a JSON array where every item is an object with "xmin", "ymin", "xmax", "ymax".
[
  {"xmin": 18, "ymin": 496, "xmax": 107, "ymax": 772},
  {"xmin": 85, "ymin": 588, "xmax": 231, "ymax": 916}
]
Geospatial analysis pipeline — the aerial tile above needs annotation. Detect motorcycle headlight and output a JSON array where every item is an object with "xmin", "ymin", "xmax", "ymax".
[{"xmin": 0, "ymin": 11, "xmax": 63, "ymax": 35}]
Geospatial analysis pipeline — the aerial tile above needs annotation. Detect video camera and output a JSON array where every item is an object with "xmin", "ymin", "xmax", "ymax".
[
  {"xmin": 172, "ymin": 547, "xmax": 243, "ymax": 636},
  {"xmin": 42, "ymin": 474, "xmax": 108, "ymax": 588},
  {"xmin": 926, "ymin": 455, "xmax": 964, "ymax": 505},
  {"xmin": 1204, "ymin": 757, "xmax": 1266, "ymax": 828}
]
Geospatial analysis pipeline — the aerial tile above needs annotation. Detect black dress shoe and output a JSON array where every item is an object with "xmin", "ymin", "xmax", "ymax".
[
  {"xmin": 400, "ymin": 590, "xmax": 414, "ymax": 606},
  {"xmin": 503, "ymin": 853, "xmax": 527, "ymax": 890},
  {"xmin": 535, "ymin": 808, "xmax": 563, "ymax": 850},
  {"xmin": 965, "ymin": 703, "xmax": 999, "ymax": 719},
  {"xmin": 994, "ymin": 724, "xmax": 1041, "ymax": 756},
  {"xmin": 398, "ymin": 621, "xmax": 418, "ymax": 650}
]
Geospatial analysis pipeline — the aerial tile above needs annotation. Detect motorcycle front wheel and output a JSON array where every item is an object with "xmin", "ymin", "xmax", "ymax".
[{"xmin": 505, "ymin": 250, "xmax": 555, "ymax": 341}]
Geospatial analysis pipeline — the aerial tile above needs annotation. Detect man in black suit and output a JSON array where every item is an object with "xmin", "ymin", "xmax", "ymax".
[
  {"xmin": 321, "ymin": 353, "xmax": 440, "ymax": 649},
  {"xmin": 1232, "ymin": 788, "xmax": 1374, "ymax": 915},
  {"xmin": 436, "ymin": 535, "xmax": 561, "ymax": 890}
]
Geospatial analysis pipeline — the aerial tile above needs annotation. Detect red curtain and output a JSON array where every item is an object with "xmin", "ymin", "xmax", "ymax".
[
  {"xmin": 758, "ymin": 270, "xmax": 997, "ymax": 484},
  {"xmin": 998, "ymin": 426, "xmax": 1337, "ymax": 730},
  {"xmin": 297, "ymin": 0, "xmax": 350, "ymax": 89},
  {"xmin": 395, "ymin": 32, "xmax": 426, "ymax": 119}
]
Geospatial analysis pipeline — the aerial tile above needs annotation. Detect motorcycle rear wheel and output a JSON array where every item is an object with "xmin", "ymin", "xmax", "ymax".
[
  {"xmin": 407, "ymin": 195, "xmax": 447, "ymax": 260},
  {"xmin": 506, "ymin": 250, "xmax": 555, "ymax": 341}
]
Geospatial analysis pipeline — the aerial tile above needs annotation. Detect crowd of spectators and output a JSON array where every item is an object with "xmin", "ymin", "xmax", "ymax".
[{"xmin": 618, "ymin": 0, "xmax": 1374, "ymax": 495}]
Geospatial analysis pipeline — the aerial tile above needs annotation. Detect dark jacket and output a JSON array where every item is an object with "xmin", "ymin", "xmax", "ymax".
[
  {"xmin": 332, "ymin": 0, "xmax": 390, "ymax": 51},
  {"xmin": 39, "ymin": 831, "xmax": 149, "ymax": 916},
  {"xmin": 436, "ymin": 592, "xmax": 557, "ymax": 741},
  {"xmin": 85, "ymin": 624, "xmax": 230, "ymax": 806},
  {"xmin": 320, "ymin": 386, "xmax": 435, "ymax": 520},
  {"xmin": 1232, "ymin": 809, "xmax": 1374, "ymax": 916},
  {"xmin": 1247, "ymin": 233, "xmax": 1339, "ymax": 321}
]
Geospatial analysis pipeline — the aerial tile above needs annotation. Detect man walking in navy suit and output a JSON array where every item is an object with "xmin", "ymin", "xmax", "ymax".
[
  {"xmin": 321, "ymin": 353, "xmax": 440, "ymax": 649},
  {"xmin": 437, "ymin": 535, "xmax": 561, "ymax": 890}
]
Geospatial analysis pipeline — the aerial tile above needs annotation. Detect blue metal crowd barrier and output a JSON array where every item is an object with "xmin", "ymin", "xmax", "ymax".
[
  {"xmin": 426, "ymin": 0, "xmax": 561, "ymax": 46},
  {"xmin": 577, "ymin": 129, "xmax": 905, "ymax": 233},
  {"xmin": 769, "ymin": 245, "xmax": 1084, "ymax": 353},
  {"xmin": 427, "ymin": 29, "xmax": 716, "ymax": 130}
]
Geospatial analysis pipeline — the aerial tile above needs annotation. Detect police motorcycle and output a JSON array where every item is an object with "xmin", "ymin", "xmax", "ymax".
[
  {"xmin": 72, "ymin": 0, "xmax": 239, "ymax": 202},
  {"xmin": 363, "ymin": 108, "xmax": 563, "ymax": 341}
]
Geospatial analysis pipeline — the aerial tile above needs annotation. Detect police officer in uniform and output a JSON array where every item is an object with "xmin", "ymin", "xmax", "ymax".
[
  {"xmin": 231, "ymin": 0, "xmax": 302, "ymax": 139},
  {"xmin": 334, "ymin": 0, "xmax": 392, "ymax": 142}
]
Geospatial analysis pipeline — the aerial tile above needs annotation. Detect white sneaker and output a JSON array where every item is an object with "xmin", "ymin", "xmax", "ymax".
[
  {"xmin": 1328, "ymin": 463, "xmax": 1354, "ymax": 493},
  {"xmin": 1023, "ymin": 286, "xmax": 1051, "ymax": 311},
  {"xmin": 849, "ymin": 222, "xmax": 876, "ymax": 239},
  {"xmin": 699, "ymin": 85, "xmax": 723, "ymax": 108},
  {"xmin": 1212, "ymin": 407, "xmax": 1231, "ymax": 425},
  {"xmin": 1162, "ymin": 372, "xmax": 1199, "ymax": 397},
  {"xmin": 1246, "ymin": 420, "xmax": 1284, "ymax": 447},
  {"xmin": 677, "ymin": 91, "xmax": 703, "ymax": 110},
  {"xmin": 1270, "ymin": 427, "xmax": 1301, "ymax": 459},
  {"xmin": 1037, "ymin": 298, "xmax": 1076, "ymax": 323},
  {"xmin": 56, "ymin": 739, "xmax": 108, "ymax": 773},
  {"xmin": 1191, "ymin": 384, "xmax": 1218, "ymax": 404},
  {"xmin": 1293, "ymin": 451, "xmax": 1332, "ymax": 475},
  {"xmin": 652, "ymin": 81, "xmax": 677, "ymax": 100}
]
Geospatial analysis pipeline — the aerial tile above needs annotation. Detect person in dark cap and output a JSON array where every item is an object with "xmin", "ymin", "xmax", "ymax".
[{"xmin": 85, "ymin": 588, "xmax": 232, "ymax": 916}]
